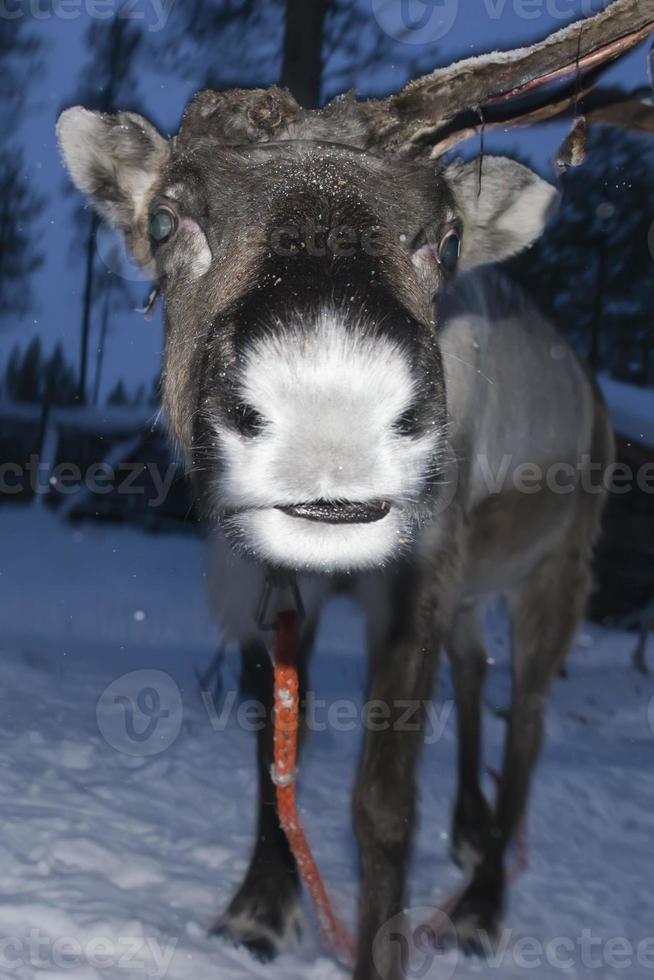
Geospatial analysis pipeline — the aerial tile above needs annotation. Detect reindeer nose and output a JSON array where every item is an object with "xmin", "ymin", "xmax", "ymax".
[{"xmin": 234, "ymin": 403, "xmax": 267, "ymax": 438}]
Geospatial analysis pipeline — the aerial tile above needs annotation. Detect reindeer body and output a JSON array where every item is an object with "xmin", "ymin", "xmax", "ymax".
[
  {"xmin": 204, "ymin": 265, "xmax": 612, "ymax": 973},
  {"xmin": 57, "ymin": 2, "xmax": 652, "ymax": 974},
  {"xmin": 440, "ymin": 268, "xmax": 610, "ymax": 600},
  {"xmin": 58, "ymin": 117, "xmax": 612, "ymax": 976}
]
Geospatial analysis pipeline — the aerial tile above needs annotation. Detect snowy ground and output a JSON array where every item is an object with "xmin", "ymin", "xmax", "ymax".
[{"xmin": 0, "ymin": 506, "xmax": 653, "ymax": 980}]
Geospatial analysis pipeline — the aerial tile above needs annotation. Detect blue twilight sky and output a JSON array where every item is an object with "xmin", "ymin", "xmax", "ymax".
[{"xmin": 4, "ymin": 0, "xmax": 651, "ymax": 401}]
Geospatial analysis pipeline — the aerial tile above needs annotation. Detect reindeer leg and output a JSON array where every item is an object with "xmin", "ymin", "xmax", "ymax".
[
  {"xmin": 450, "ymin": 546, "xmax": 592, "ymax": 948},
  {"xmin": 214, "ymin": 627, "xmax": 316, "ymax": 960},
  {"xmin": 353, "ymin": 563, "xmax": 456, "ymax": 980},
  {"xmin": 447, "ymin": 605, "xmax": 493, "ymax": 875}
]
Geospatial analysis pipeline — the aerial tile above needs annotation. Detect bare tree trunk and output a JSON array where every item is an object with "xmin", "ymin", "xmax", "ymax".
[
  {"xmin": 0, "ymin": 192, "xmax": 9, "ymax": 293},
  {"xmin": 281, "ymin": 0, "xmax": 330, "ymax": 109},
  {"xmin": 92, "ymin": 275, "xmax": 113, "ymax": 406},
  {"xmin": 77, "ymin": 212, "xmax": 99, "ymax": 405},
  {"xmin": 633, "ymin": 622, "xmax": 650, "ymax": 675},
  {"xmin": 589, "ymin": 238, "xmax": 606, "ymax": 370}
]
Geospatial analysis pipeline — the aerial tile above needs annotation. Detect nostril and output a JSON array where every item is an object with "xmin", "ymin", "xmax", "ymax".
[
  {"xmin": 393, "ymin": 407, "xmax": 422, "ymax": 438},
  {"xmin": 234, "ymin": 402, "xmax": 267, "ymax": 438}
]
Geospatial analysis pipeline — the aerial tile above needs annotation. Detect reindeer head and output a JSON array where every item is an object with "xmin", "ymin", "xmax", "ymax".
[{"xmin": 57, "ymin": 0, "xmax": 652, "ymax": 573}]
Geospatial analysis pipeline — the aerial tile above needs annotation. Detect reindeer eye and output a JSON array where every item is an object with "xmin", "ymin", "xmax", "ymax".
[
  {"xmin": 149, "ymin": 207, "xmax": 176, "ymax": 244},
  {"xmin": 438, "ymin": 229, "xmax": 461, "ymax": 275}
]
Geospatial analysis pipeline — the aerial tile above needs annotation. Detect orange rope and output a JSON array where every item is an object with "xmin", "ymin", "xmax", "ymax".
[{"xmin": 271, "ymin": 608, "xmax": 355, "ymax": 966}]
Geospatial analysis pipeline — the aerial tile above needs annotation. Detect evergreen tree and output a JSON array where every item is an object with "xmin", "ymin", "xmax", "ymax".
[
  {"xmin": 4, "ymin": 345, "xmax": 22, "ymax": 401},
  {"xmin": 3, "ymin": 339, "xmax": 77, "ymax": 405},
  {"xmin": 0, "ymin": 150, "xmax": 43, "ymax": 321},
  {"xmin": 43, "ymin": 343, "xmax": 77, "ymax": 406},
  {"xmin": 0, "ymin": 15, "xmax": 40, "ymax": 118},
  {"xmin": 107, "ymin": 380, "xmax": 129, "ymax": 406},
  {"xmin": 509, "ymin": 127, "xmax": 654, "ymax": 383},
  {"xmin": 66, "ymin": 14, "xmax": 144, "ymax": 404},
  {"xmin": 163, "ymin": 0, "xmax": 438, "ymax": 107},
  {"xmin": 321, "ymin": 0, "xmax": 440, "ymax": 100},
  {"xmin": 8, "ymin": 337, "xmax": 43, "ymax": 403},
  {"xmin": 0, "ymin": 19, "xmax": 43, "ymax": 330},
  {"xmin": 163, "ymin": 1, "xmax": 282, "ymax": 91},
  {"xmin": 91, "ymin": 268, "xmax": 115, "ymax": 407}
]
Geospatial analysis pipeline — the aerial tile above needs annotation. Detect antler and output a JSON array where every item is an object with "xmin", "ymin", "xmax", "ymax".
[
  {"xmin": 366, "ymin": 0, "xmax": 654, "ymax": 154},
  {"xmin": 584, "ymin": 86, "xmax": 654, "ymax": 133},
  {"xmin": 419, "ymin": 85, "xmax": 654, "ymax": 162}
]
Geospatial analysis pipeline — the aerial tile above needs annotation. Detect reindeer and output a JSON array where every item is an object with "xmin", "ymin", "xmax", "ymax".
[{"xmin": 57, "ymin": 2, "xmax": 653, "ymax": 977}]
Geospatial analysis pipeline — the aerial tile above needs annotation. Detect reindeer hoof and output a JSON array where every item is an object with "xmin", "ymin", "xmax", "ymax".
[
  {"xmin": 212, "ymin": 918, "xmax": 279, "ymax": 962},
  {"xmin": 212, "ymin": 895, "xmax": 302, "ymax": 962},
  {"xmin": 450, "ymin": 834, "xmax": 484, "ymax": 876},
  {"xmin": 450, "ymin": 798, "xmax": 493, "ymax": 875},
  {"xmin": 449, "ymin": 878, "xmax": 504, "ymax": 955}
]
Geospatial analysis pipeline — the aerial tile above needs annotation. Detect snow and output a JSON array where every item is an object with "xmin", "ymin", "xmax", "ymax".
[
  {"xmin": 0, "ymin": 506, "xmax": 653, "ymax": 979},
  {"xmin": 599, "ymin": 375, "xmax": 654, "ymax": 450}
]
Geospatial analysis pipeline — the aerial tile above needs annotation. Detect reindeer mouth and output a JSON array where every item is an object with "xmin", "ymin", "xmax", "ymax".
[{"xmin": 276, "ymin": 500, "xmax": 391, "ymax": 524}]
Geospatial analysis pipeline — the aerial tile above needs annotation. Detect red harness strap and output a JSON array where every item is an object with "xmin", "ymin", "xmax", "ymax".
[{"xmin": 271, "ymin": 609, "xmax": 355, "ymax": 966}]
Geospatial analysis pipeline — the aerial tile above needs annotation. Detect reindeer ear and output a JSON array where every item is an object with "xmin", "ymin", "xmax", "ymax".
[
  {"xmin": 444, "ymin": 156, "xmax": 558, "ymax": 269},
  {"xmin": 57, "ymin": 107, "xmax": 169, "ymax": 234}
]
